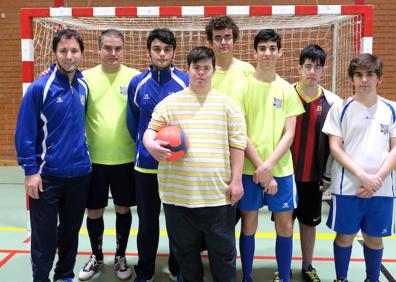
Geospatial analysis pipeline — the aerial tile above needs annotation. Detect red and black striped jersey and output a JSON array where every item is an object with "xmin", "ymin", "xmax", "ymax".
[{"xmin": 292, "ymin": 88, "xmax": 324, "ymax": 182}]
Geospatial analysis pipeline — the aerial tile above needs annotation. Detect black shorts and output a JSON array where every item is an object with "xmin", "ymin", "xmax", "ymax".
[
  {"xmin": 293, "ymin": 181, "xmax": 323, "ymax": 226},
  {"xmin": 86, "ymin": 163, "xmax": 136, "ymax": 209}
]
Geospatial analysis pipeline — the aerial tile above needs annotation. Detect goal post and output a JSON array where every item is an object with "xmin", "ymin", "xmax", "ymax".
[
  {"xmin": 21, "ymin": 5, "xmax": 373, "ymax": 98},
  {"xmin": 20, "ymin": 4, "xmax": 373, "ymax": 229}
]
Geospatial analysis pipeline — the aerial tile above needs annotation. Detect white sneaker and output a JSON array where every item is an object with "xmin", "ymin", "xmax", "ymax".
[
  {"xmin": 168, "ymin": 273, "xmax": 177, "ymax": 281},
  {"xmin": 114, "ymin": 256, "xmax": 133, "ymax": 280},
  {"xmin": 78, "ymin": 255, "xmax": 103, "ymax": 281}
]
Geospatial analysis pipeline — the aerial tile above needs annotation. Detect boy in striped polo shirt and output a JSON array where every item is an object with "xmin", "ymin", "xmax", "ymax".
[{"xmin": 143, "ymin": 46, "xmax": 247, "ymax": 282}]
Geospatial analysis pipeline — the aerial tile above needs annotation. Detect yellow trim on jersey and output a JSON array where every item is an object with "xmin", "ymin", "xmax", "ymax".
[
  {"xmin": 134, "ymin": 166, "xmax": 158, "ymax": 174},
  {"xmin": 295, "ymin": 83, "xmax": 321, "ymax": 103}
]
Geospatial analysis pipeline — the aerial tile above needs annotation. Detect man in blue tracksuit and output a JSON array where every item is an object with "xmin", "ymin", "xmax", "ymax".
[
  {"xmin": 126, "ymin": 28, "xmax": 188, "ymax": 282},
  {"xmin": 15, "ymin": 29, "xmax": 91, "ymax": 282}
]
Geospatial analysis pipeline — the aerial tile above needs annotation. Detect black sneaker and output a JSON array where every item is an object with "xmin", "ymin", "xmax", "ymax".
[
  {"xmin": 302, "ymin": 265, "xmax": 321, "ymax": 282},
  {"xmin": 333, "ymin": 279, "xmax": 348, "ymax": 282}
]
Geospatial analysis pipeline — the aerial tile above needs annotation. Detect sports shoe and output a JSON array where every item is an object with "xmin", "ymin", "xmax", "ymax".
[
  {"xmin": 273, "ymin": 270, "xmax": 292, "ymax": 282},
  {"xmin": 302, "ymin": 265, "xmax": 321, "ymax": 282},
  {"xmin": 333, "ymin": 279, "xmax": 348, "ymax": 282},
  {"xmin": 78, "ymin": 255, "xmax": 103, "ymax": 281},
  {"xmin": 55, "ymin": 279, "xmax": 73, "ymax": 282},
  {"xmin": 114, "ymin": 256, "xmax": 133, "ymax": 280},
  {"xmin": 168, "ymin": 273, "xmax": 177, "ymax": 281}
]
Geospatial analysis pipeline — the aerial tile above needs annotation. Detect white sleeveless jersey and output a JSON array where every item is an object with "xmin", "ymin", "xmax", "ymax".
[{"xmin": 322, "ymin": 96, "xmax": 396, "ymax": 197}]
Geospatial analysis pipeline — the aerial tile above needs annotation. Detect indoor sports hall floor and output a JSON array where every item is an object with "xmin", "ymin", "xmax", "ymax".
[{"xmin": 0, "ymin": 167, "xmax": 395, "ymax": 282}]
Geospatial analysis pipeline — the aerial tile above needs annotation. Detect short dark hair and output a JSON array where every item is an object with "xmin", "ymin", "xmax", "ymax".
[
  {"xmin": 52, "ymin": 28, "xmax": 84, "ymax": 53},
  {"xmin": 205, "ymin": 16, "xmax": 239, "ymax": 42},
  {"xmin": 300, "ymin": 44, "xmax": 326, "ymax": 66},
  {"xmin": 254, "ymin": 29, "xmax": 281, "ymax": 51},
  {"xmin": 98, "ymin": 29, "xmax": 124, "ymax": 49},
  {"xmin": 348, "ymin": 53, "xmax": 383, "ymax": 79},
  {"xmin": 187, "ymin": 46, "xmax": 216, "ymax": 69},
  {"xmin": 147, "ymin": 28, "xmax": 176, "ymax": 50}
]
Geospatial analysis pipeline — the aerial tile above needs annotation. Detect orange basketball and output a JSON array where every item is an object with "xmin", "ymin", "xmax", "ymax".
[{"xmin": 155, "ymin": 126, "xmax": 189, "ymax": 161}]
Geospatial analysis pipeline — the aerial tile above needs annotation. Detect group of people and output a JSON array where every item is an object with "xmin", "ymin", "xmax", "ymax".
[{"xmin": 15, "ymin": 15, "xmax": 395, "ymax": 282}]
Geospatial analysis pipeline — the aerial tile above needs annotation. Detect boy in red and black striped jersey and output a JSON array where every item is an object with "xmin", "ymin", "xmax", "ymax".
[{"xmin": 291, "ymin": 45, "xmax": 341, "ymax": 282}]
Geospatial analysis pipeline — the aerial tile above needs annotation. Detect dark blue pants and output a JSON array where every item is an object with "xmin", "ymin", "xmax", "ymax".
[
  {"xmin": 30, "ymin": 174, "xmax": 90, "ymax": 282},
  {"xmin": 163, "ymin": 204, "xmax": 237, "ymax": 282},
  {"xmin": 134, "ymin": 171, "xmax": 179, "ymax": 279}
]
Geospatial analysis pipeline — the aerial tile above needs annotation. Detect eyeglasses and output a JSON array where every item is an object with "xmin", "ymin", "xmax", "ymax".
[
  {"xmin": 302, "ymin": 64, "xmax": 323, "ymax": 71},
  {"xmin": 213, "ymin": 35, "xmax": 233, "ymax": 43}
]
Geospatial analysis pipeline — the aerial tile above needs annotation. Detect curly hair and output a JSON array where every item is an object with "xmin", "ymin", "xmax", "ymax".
[{"xmin": 205, "ymin": 16, "xmax": 239, "ymax": 42}]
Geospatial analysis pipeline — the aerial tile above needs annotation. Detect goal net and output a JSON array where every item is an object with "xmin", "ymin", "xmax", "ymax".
[
  {"xmin": 30, "ymin": 9, "xmax": 365, "ymax": 98},
  {"xmin": 21, "ymin": 5, "xmax": 373, "ymax": 229}
]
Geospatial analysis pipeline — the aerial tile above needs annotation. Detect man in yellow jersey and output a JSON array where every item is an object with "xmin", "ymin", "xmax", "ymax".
[
  {"xmin": 205, "ymin": 15, "xmax": 255, "ymax": 95},
  {"xmin": 233, "ymin": 29, "xmax": 304, "ymax": 282},
  {"xmin": 204, "ymin": 16, "xmax": 254, "ymax": 232},
  {"xmin": 143, "ymin": 46, "xmax": 246, "ymax": 282},
  {"xmin": 78, "ymin": 29, "xmax": 140, "ymax": 281}
]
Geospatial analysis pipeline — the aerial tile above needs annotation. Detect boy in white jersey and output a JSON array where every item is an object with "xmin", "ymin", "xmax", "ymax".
[
  {"xmin": 233, "ymin": 29, "xmax": 304, "ymax": 282},
  {"xmin": 143, "ymin": 46, "xmax": 246, "ymax": 282},
  {"xmin": 322, "ymin": 53, "xmax": 396, "ymax": 282}
]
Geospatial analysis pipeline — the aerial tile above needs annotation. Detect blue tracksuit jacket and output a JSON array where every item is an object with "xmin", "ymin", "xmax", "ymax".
[
  {"xmin": 15, "ymin": 64, "xmax": 91, "ymax": 177},
  {"xmin": 126, "ymin": 65, "xmax": 189, "ymax": 171}
]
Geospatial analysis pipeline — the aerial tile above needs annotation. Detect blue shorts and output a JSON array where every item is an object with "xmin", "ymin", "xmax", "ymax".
[
  {"xmin": 238, "ymin": 174, "xmax": 297, "ymax": 212},
  {"xmin": 327, "ymin": 195, "xmax": 395, "ymax": 237}
]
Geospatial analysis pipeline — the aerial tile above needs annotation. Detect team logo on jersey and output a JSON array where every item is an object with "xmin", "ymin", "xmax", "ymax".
[
  {"xmin": 380, "ymin": 123, "xmax": 389, "ymax": 134},
  {"xmin": 382, "ymin": 228, "xmax": 388, "ymax": 234},
  {"xmin": 143, "ymin": 94, "xmax": 150, "ymax": 100},
  {"xmin": 273, "ymin": 97, "xmax": 282, "ymax": 108},
  {"xmin": 119, "ymin": 86, "xmax": 128, "ymax": 96},
  {"xmin": 80, "ymin": 95, "xmax": 85, "ymax": 106},
  {"xmin": 56, "ymin": 96, "xmax": 63, "ymax": 103},
  {"xmin": 316, "ymin": 105, "xmax": 323, "ymax": 115}
]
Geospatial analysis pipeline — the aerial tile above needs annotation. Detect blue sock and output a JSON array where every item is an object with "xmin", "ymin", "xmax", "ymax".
[
  {"xmin": 276, "ymin": 235, "xmax": 292, "ymax": 282},
  {"xmin": 239, "ymin": 234, "xmax": 255, "ymax": 282},
  {"xmin": 364, "ymin": 244, "xmax": 383, "ymax": 282},
  {"xmin": 334, "ymin": 242, "xmax": 352, "ymax": 279}
]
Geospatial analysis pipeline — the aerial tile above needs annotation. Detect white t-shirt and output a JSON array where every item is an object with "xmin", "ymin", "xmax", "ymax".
[{"xmin": 322, "ymin": 96, "xmax": 396, "ymax": 197}]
